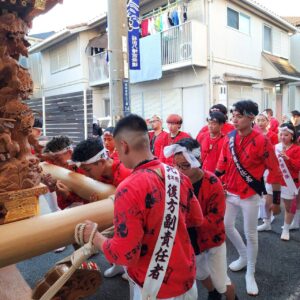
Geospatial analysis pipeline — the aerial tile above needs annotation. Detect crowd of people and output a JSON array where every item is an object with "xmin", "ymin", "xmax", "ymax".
[{"xmin": 37, "ymin": 100, "xmax": 300, "ymax": 300}]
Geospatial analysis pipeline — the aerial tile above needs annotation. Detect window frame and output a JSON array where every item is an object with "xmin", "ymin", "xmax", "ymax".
[
  {"xmin": 227, "ymin": 7, "xmax": 251, "ymax": 35},
  {"xmin": 49, "ymin": 36, "xmax": 80, "ymax": 74},
  {"xmin": 263, "ymin": 24, "xmax": 272, "ymax": 53}
]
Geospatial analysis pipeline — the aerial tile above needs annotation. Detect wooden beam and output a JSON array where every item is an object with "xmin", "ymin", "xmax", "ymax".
[
  {"xmin": 40, "ymin": 162, "xmax": 116, "ymax": 201},
  {"xmin": 0, "ymin": 199, "xmax": 114, "ymax": 268}
]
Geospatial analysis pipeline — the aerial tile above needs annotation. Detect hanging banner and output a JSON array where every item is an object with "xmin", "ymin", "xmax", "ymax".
[
  {"xmin": 127, "ymin": 0, "xmax": 141, "ymax": 70},
  {"xmin": 123, "ymin": 79, "xmax": 131, "ymax": 116}
]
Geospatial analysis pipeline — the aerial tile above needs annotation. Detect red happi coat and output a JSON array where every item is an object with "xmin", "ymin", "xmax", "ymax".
[
  {"xmin": 52, "ymin": 164, "xmax": 89, "ymax": 210},
  {"xmin": 100, "ymin": 159, "xmax": 132, "ymax": 187},
  {"xmin": 197, "ymin": 122, "xmax": 235, "ymax": 138},
  {"xmin": 102, "ymin": 160, "xmax": 203, "ymax": 298},
  {"xmin": 192, "ymin": 171, "xmax": 226, "ymax": 252},
  {"xmin": 217, "ymin": 130, "xmax": 284, "ymax": 199},
  {"xmin": 149, "ymin": 130, "xmax": 168, "ymax": 158},
  {"xmin": 109, "ymin": 149, "xmax": 119, "ymax": 161},
  {"xmin": 269, "ymin": 117, "xmax": 279, "ymax": 134},
  {"xmin": 159, "ymin": 131, "xmax": 191, "ymax": 166},
  {"xmin": 281, "ymin": 144, "xmax": 300, "ymax": 187},
  {"xmin": 197, "ymin": 132, "xmax": 225, "ymax": 173},
  {"xmin": 266, "ymin": 130, "xmax": 279, "ymax": 146}
]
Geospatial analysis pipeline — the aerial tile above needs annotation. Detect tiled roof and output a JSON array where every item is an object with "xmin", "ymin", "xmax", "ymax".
[
  {"xmin": 282, "ymin": 16, "xmax": 300, "ymax": 26},
  {"xmin": 263, "ymin": 53, "xmax": 300, "ymax": 78}
]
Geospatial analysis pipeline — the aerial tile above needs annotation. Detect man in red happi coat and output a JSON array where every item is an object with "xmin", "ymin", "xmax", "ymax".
[
  {"xmin": 197, "ymin": 104, "xmax": 234, "ymax": 138},
  {"xmin": 148, "ymin": 115, "xmax": 168, "ymax": 158},
  {"xmin": 159, "ymin": 114, "xmax": 191, "ymax": 166},
  {"xmin": 81, "ymin": 115, "xmax": 204, "ymax": 300},
  {"xmin": 216, "ymin": 100, "xmax": 284, "ymax": 296},
  {"xmin": 197, "ymin": 111, "xmax": 226, "ymax": 173}
]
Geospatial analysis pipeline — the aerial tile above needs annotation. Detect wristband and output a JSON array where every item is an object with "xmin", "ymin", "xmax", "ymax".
[{"xmin": 272, "ymin": 190, "xmax": 281, "ymax": 205}]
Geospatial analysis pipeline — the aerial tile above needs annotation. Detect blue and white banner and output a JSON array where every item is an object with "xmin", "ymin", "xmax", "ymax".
[
  {"xmin": 123, "ymin": 79, "xmax": 131, "ymax": 116},
  {"xmin": 127, "ymin": 0, "xmax": 140, "ymax": 70}
]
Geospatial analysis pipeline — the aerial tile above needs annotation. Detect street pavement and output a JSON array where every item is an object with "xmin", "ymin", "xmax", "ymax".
[{"xmin": 18, "ymin": 209, "xmax": 300, "ymax": 300}]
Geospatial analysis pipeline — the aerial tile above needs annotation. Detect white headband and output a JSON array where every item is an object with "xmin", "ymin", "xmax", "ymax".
[
  {"xmin": 279, "ymin": 126, "xmax": 294, "ymax": 134},
  {"xmin": 258, "ymin": 112, "xmax": 269, "ymax": 120},
  {"xmin": 163, "ymin": 144, "xmax": 201, "ymax": 168},
  {"xmin": 44, "ymin": 145, "xmax": 73, "ymax": 156},
  {"xmin": 68, "ymin": 148, "xmax": 108, "ymax": 167}
]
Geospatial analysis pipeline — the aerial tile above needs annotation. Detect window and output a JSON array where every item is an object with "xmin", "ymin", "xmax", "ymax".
[
  {"xmin": 227, "ymin": 8, "xmax": 250, "ymax": 34},
  {"xmin": 227, "ymin": 8, "xmax": 239, "ymax": 30},
  {"xmin": 239, "ymin": 14, "xmax": 250, "ymax": 34},
  {"xmin": 263, "ymin": 25, "xmax": 272, "ymax": 52},
  {"xmin": 50, "ymin": 48, "xmax": 69, "ymax": 73},
  {"xmin": 49, "ymin": 37, "xmax": 80, "ymax": 73}
]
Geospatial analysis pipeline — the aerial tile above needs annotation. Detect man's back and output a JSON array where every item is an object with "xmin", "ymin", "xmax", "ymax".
[{"xmin": 102, "ymin": 159, "xmax": 203, "ymax": 298}]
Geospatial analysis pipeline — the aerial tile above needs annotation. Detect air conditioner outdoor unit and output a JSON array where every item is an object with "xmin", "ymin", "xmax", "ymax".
[
  {"xmin": 179, "ymin": 42, "xmax": 192, "ymax": 60},
  {"xmin": 97, "ymin": 116, "xmax": 112, "ymax": 129}
]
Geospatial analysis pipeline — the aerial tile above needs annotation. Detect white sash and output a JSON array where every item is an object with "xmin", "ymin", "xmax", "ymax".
[
  {"xmin": 141, "ymin": 164, "xmax": 181, "ymax": 300},
  {"xmin": 276, "ymin": 143, "xmax": 298, "ymax": 196}
]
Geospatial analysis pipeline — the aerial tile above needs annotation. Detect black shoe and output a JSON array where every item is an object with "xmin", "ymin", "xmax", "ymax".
[
  {"xmin": 235, "ymin": 296, "xmax": 239, "ymax": 300},
  {"xmin": 207, "ymin": 289, "xmax": 222, "ymax": 300}
]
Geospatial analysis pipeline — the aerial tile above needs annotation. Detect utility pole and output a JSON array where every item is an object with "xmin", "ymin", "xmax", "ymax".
[
  {"xmin": 207, "ymin": 0, "xmax": 214, "ymax": 107},
  {"xmin": 107, "ymin": 0, "xmax": 129, "ymax": 126}
]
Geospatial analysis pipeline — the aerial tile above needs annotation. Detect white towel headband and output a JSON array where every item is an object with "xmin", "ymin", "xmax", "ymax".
[{"xmin": 163, "ymin": 144, "xmax": 201, "ymax": 168}]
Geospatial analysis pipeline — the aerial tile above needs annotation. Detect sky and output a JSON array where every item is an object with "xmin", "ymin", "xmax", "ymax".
[
  {"xmin": 30, "ymin": 0, "xmax": 300, "ymax": 34},
  {"xmin": 30, "ymin": 0, "xmax": 107, "ymax": 34}
]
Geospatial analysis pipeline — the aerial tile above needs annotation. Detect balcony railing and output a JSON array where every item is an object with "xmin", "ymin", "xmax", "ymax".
[
  {"xmin": 162, "ymin": 22, "xmax": 192, "ymax": 65},
  {"xmin": 88, "ymin": 21, "xmax": 207, "ymax": 86},
  {"xmin": 88, "ymin": 51, "xmax": 109, "ymax": 86},
  {"xmin": 161, "ymin": 21, "xmax": 207, "ymax": 70}
]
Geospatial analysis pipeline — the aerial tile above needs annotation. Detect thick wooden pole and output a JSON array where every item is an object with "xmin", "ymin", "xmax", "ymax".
[
  {"xmin": 40, "ymin": 162, "xmax": 116, "ymax": 201},
  {"xmin": 0, "ymin": 199, "xmax": 114, "ymax": 268}
]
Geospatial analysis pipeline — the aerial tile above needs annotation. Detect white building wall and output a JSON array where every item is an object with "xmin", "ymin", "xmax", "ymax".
[
  {"xmin": 130, "ymin": 68, "xmax": 208, "ymax": 137},
  {"xmin": 211, "ymin": 1, "xmax": 291, "ymax": 73},
  {"xmin": 209, "ymin": 0, "xmax": 293, "ymax": 117},
  {"xmin": 40, "ymin": 32, "xmax": 96, "ymax": 97},
  {"xmin": 291, "ymin": 33, "xmax": 300, "ymax": 71},
  {"xmin": 92, "ymin": 88, "xmax": 108, "ymax": 119},
  {"xmin": 211, "ymin": 1, "xmax": 263, "ymax": 70}
]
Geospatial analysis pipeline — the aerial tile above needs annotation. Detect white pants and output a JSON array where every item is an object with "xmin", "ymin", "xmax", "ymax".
[
  {"xmin": 196, "ymin": 243, "xmax": 231, "ymax": 294},
  {"xmin": 128, "ymin": 279, "xmax": 197, "ymax": 300},
  {"xmin": 265, "ymin": 182, "xmax": 295, "ymax": 200},
  {"xmin": 224, "ymin": 193, "xmax": 260, "ymax": 274}
]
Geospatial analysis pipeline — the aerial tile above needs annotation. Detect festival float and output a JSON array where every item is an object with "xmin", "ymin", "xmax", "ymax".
[{"xmin": 0, "ymin": 1, "xmax": 115, "ymax": 299}]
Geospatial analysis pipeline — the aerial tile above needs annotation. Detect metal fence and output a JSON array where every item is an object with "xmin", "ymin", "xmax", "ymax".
[
  {"xmin": 88, "ymin": 22, "xmax": 193, "ymax": 85},
  {"xmin": 161, "ymin": 21, "xmax": 192, "ymax": 66}
]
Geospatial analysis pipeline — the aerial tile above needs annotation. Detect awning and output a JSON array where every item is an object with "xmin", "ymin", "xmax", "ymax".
[
  {"xmin": 224, "ymin": 73, "xmax": 261, "ymax": 85},
  {"xmin": 86, "ymin": 34, "xmax": 108, "ymax": 50},
  {"xmin": 262, "ymin": 52, "xmax": 300, "ymax": 83}
]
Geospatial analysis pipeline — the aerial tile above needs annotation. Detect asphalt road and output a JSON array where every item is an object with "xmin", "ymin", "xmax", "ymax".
[{"xmin": 18, "ymin": 210, "xmax": 300, "ymax": 300}]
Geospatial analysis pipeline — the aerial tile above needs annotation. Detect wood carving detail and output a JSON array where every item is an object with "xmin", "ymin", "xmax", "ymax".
[{"xmin": 0, "ymin": 1, "xmax": 62, "ymax": 192}]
